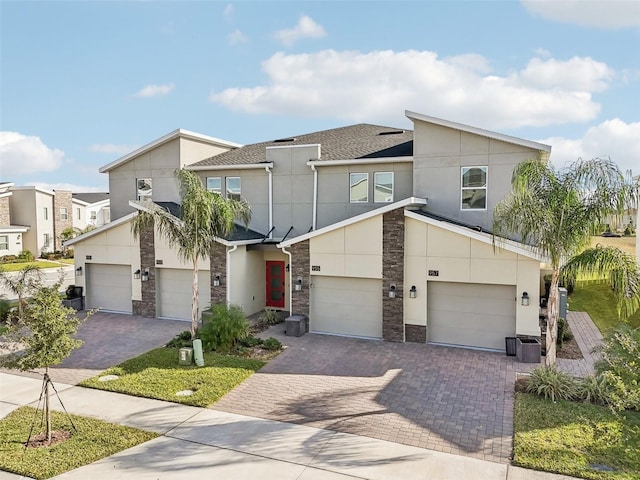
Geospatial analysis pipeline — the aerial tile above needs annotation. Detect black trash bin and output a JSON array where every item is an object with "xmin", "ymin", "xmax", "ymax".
[{"xmin": 505, "ymin": 337, "xmax": 517, "ymax": 356}]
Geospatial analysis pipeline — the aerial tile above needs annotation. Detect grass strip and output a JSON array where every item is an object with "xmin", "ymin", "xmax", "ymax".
[
  {"xmin": 0, "ymin": 406, "xmax": 157, "ymax": 479},
  {"xmin": 513, "ymin": 393, "xmax": 640, "ymax": 479},
  {"xmin": 570, "ymin": 282, "xmax": 640, "ymax": 334},
  {"xmin": 81, "ymin": 347, "xmax": 265, "ymax": 407}
]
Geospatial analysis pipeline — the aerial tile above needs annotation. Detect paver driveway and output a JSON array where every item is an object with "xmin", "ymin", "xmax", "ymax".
[
  {"xmin": 214, "ymin": 325, "xmax": 522, "ymax": 464},
  {"xmin": 1, "ymin": 312, "xmax": 188, "ymax": 385}
]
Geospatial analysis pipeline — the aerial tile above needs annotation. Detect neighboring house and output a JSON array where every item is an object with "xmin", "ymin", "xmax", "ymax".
[
  {"xmin": 72, "ymin": 192, "xmax": 110, "ymax": 229},
  {"xmin": 67, "ymin": 111, "xmax": 551, "ymax": 352},
  {"xmin": 0, "ymin": 182, "xmax": 29, "ymax": 257}
]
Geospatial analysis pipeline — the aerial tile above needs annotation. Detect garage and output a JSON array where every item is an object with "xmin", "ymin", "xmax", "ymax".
[
  {"xmin": 157, "ymin": 268, "xmax": 211, "ymax": 320},
  {"xmin": 86, "ymin": 264, "xmax": 132, "ymax": 313},
  {"xmin": 428, "ymin": 282, "xmax": 516, "ymax": 351},
  {"xmin": 310, "ymin": 276, "xmax": 382, "ymax": 338}
]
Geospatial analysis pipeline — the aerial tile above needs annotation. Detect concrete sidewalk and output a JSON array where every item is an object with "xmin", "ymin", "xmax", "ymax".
[{"xmin": 0, "ymin": 373, "xmax": 576, "ymax": 480}]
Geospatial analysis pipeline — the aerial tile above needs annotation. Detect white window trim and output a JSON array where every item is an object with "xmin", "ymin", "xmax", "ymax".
[
  {"xmin": 374, "ymin": 171, "xmax": 394, "ymax": 203},
  {"xmin": 0, "ymin": 235, "xmax": 8, "ymax": 250},
  {"xmin": 136, "ymin": 178, "xmax": 152, "ymax": 201},
  {"xmin": 226, "ymin": 177, "xmax": 241, "ymax": 200},
  {"xmin": 350, "ymin": 172, "xmax": 369, "ymax": 203},
  {"xmin": 460, "ymin": 166, "xmax": 488, "ymax": 211},
  {"xmin": 206, "ymin": 176, "xmax": 222, "ymax": 194},
  {"xmin": 60, "ymin": 207, "xmax": 68, "ymax": 220}
]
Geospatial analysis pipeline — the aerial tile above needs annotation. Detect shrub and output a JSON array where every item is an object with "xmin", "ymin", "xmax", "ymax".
[
  {"xmin": 259, "ymin": 308, "xmax": 281, "ymax": 326},
  {"xmin": 593, "ymin": 324, "xmax": 640, "ymax": 411},
  {"xmin": 0, "ymin": 297, "xmax": 11, "ymax": 323},
  {"xmin": 1, "ymin": 255, "xmax": 17, "ymax": 264},
  {"xmin": 262, "ymin": 337, "xmax": 282, "ymax": 351},
  {"xmin": 198, "ymin": 304, "xmax": 249, "ymax": 352},
  {"xmin": 239, "ymin": 335, "xmax": 263, "ymax": 348},
  {"xmin": 577, "ymin": 375, "xmax": 614, "ymax": 406},
  {"xmin": 526, "ymin": 366, "xmax": 579, "ymax": 402},
  {"xmin": 17, "ymin": 250, "xmax": 34, "ymax": 262},
  {"xmin": 556, "ymin": 318, "xmax": 574, "ymax": 347},
  {"xmin": 166, "ymin": 330, "xmax": 192, "ymax": 348},
  {"xmin": 64, "ymin": 248, "xmax": 74, "ymax": 259}
]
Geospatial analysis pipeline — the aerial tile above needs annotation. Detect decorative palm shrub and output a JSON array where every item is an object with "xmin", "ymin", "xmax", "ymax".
[
  {"xmin": 526, "ymin": 366, "xmax": 579, "ymax": 402},
  {"xmin": 198, "ymin": 304, "xmax": 249, "ymax": 352}
]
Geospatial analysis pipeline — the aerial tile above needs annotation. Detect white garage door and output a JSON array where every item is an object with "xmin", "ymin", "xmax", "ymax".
[
  {"xmin": 157, "ymin": 269, "xmax": 211, "ymax": 321},
  {"xmin": 86, "ymin": 264, "xmax": 132, "ymax": 313},
  {"xmin": 428, "ymin": 282, "xmax": 516, "ymax": 351},
  {"xmin": 310, "ymin": 276, "xmax": 382, "ymax": 338}
]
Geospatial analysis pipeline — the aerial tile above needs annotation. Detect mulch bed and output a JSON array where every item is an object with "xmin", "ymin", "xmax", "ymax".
[
  {"xmin": 557, "ymin": 336, "xmax": 583, "ymax": 360},
  {"xmin": 26, "ymin": 430, "xmax": 71, "ymax": 448}
]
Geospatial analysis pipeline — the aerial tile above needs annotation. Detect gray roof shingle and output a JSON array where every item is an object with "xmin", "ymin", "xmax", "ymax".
[{"xmin": 190, "ymin": 124, "xmax": 413, "ymax": 167}]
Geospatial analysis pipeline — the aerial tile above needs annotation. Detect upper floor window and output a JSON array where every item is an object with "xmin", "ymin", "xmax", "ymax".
[
  {"xmin": 226, "ymin": 177, "xmax": 241, "ymax": 201},
  {"xmin": 137, "ymin": 178, "xmax": 152, "ymax": 201},
  {"xmin": 374, "ymin": 172, "xmax": 393, "ymax": 203},
  {"xmin": 461, "ymin": 166, "xmax": 487, "ymax": 210},
  {"xmin": 0, "ymin": 235, "xmax": 8, "ymax": 251},
  {"xmin": 43, "ymin": 207, "xmax": 48, "ymax": 221},
  {"xmin": 350, "ymin": 173, "xmax": 368, "ymax": 203},
  {"xmin": 206, "ymin": 177, "xmax": 222, "ymax": 194},
  {"xmin": 90, "ymin": 211, "xmax": 97, "ymax": 220},
  {"xmin": 76, "ymin": 208, "xmax": 81, "ymax": 220},
  {"xmin": 60, "ymin": 207, "xmax": 68, "ymax": 220}
]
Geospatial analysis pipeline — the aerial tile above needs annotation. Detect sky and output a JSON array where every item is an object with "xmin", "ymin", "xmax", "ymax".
[{"xmin": 1, "ymin": 0, "xmax": 639, "ymax": 192}]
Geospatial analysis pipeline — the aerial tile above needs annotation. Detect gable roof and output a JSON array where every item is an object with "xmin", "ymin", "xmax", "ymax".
[
  {"xmin": 72, "ymin": 192, "xmax": 110, "ymax": 204},
  {"xmin": 188, "ymin": 124, "xmax": 414, "ymax": 168},
  {"xmin": 99, "ymin": 129, "xmax": 242, "ymax": 173},
  {"xmin": 405, "ymin": 110, "xmax": 552, "ymax": 153}
]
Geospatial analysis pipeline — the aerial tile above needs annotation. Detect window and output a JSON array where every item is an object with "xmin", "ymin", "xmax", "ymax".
[
  {"xmin": 76, "ymin": 208, "xmax": 81, "ymax": 220},
  {"xmin": 461, "ymin": 166, "xmax": 487, "ymax": 210},
  {"xmin": 0, "ymin": 235, "xmax": 8, "ymax": 251},
  {"xmin": 137, "ymin": 178, "xmax": 152, "ymax": 201},
  {"xmin": 43, "ymin": 233, "xmax": 50, "ymax": 247},
  {"xmin": 60, "ymin": 207, "xmax": 68, "ymax": 220},
  {"xmin": 374, "ymin": 172, "xmax": 393, "ymax": 203},
  {"xmin": 350, "ymin": 173, "xmax": 368, "ymax": 203},
  {"xmin": 43, "ymin": 207, "xmax": 48, "ymax": 220},
  {"xmin": 90, "ymin": 211, "xmax": 97, "ymax": 220},
  {"xmin": 206, "ymin": 177, "xmax": 222, "ymax": 194},
  {"xmin": 226, "ymin": 177, "xmax": 241, "ymax": 200}
]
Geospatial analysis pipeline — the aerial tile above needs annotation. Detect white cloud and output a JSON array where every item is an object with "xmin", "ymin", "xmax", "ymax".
[
  {"xmin": 209, "ymin": 49, "xmax": 613, "ymax": 129},
  {"xmin": 29, "ymin": 182, "xmax": 107, "ymax": 193},
  {"xmin": 0, "ymin": 132, "xmax": 64, "ymax": 178},
  {"xmin": 89, "ymin": 143, "xmax": 138, "ymax": 155},
  {"xmin": 227, "ymin": 29, "xmax": 249, "ymax": 45},
  {"xmin": 133, "ymin": 83, "xmax": 175, "ymax": 98},
  {"xmin": 273, "ymin": 15, "xmax": 327, "ymax": 46},
  {"xmin": 542, "ymin": 119, "xmax": 640, "ymax": 174},
  {"xmin": 521, "ymin": 0, "xmax": 640, "ymax": 29},
  {"xmin": 223, "ymin": 4, "xmax": 233, "ymax": 19}
]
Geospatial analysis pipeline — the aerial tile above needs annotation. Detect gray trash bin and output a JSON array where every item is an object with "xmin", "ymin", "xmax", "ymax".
[{"xmin": 285, "ymin": 315, "xmax": 308, "ymax": 337}]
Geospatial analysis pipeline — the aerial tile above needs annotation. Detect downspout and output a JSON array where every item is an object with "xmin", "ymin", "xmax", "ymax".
[
  {"xmin": 266, "ymin": 165, "xmax": 273, "ymax": 239},
  {"xmin": 281, "ymin": 246, "xmax": 292, "ymax": 314},
  {"xmin": 310, "ymin": 163, "xmax": 318, "ymax": 231},
  {"xmin": 226, "ymin": 244, "xmax": 238, "ymax": 306}
]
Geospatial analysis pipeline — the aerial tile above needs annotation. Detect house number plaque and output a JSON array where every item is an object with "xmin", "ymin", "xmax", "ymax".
[
  {"xmin": 428, "ymin": 270, "xmax": 439, "ymax": 277},
  {"xmin": 311, "ymin": 265, "xmax": 321, "ymax": 272}
]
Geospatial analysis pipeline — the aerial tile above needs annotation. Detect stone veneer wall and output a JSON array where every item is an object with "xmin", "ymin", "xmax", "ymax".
[
  {"xmin": 405, "ymin": 324, "xmax": 426, "ymax": 343},
  {"xmin": 0, "ymin": 197, "xmax": 10, "ymax": 226},
  {"xmin": 210, "ymin": 242, "xmax": 227, "ymax": 305},
  {"xmin": 290, "ymin": 240, "xmax": 310, "ymax": 317},
  {"xmin": 53, "ymin": 191, "xmax": 72, "ymax": 250},
  {"xmin": 382, "ymin": 208, "xmax": 405, "ymax": 342},
  {"xmin": 132, "ymin": 222, "xmax": 156, "ymax": 317}
]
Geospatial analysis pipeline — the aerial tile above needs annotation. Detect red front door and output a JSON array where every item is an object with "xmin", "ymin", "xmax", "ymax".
[{"xmin": 266, "ymin": 261, "xmax": 285, "ymax": 308}]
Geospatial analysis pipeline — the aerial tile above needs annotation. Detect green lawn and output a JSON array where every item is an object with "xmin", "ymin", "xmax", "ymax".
[
  {"xmin": 514, "ymin": 393, "xmax": 640, "ymax": 479},
  {"xmin": 0, "ymin": 406, "xmax": 157, "ymax": 480},
  {"xmin": 81, "ymin": 347, "xmax": 265, "ymax": 407},
  {"xmin": 569, "ymin": 282, "xmax": 640, "ymax": 334},
  {"xmin": 0, "ymin": 261, "xmax": 66, "ymax": 272}
]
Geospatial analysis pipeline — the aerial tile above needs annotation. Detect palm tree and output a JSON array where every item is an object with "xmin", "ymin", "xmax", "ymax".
[
  {"xmin": 131, "ymin": 169, "xmax": 251, "ymax": 339},
  {"xmin": 0, "ymin": 264, "xmax": 42, "ymax": 322},
  {"xmin": 493, "ymin": 157, "xmax": 639, "ymax": 366}
]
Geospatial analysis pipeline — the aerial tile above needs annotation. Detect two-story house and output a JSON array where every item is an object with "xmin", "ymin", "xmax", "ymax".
[
  {"xmin": 72, "ymin": 193, "xmax": 111, "ymax": 230},
  {"xmin": 67, "ymin": 111, "xmax": 551, "ymax": 351},
  {"xmin": 0, "ymin": 182, "xmax": 30, "ymax": 257}
]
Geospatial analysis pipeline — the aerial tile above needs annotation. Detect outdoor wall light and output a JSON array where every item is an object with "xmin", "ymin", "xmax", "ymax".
[
  {"xmin": 141, "ymin": 269, "xmax": 149, "ymax": 282},
  {"xmin": 521, "ymin": 291, "xmax": 530, "ymax": 306},
  {"xmin": 134, "ymin": 269, "xmax": 141, "ymax": 280},
  {"xmin": 388, "ymin": 285, "xmax": 396, "ymax": 298},
  {"xmin": 213, "ymin": 274, "xmax": 221, "ymax": 287},
  {"xmin": 409, "ymin": 285, "xmax": 417, "ymax": 298},
  {"xmin": 75, "ymin": 266, "xmax": 82, "ymax": 276},
  {"xmin": 285, "ymin": 263, "xmax": 290, "ymax": 272},
  {"xmin": 295, "ymin": 277, "xmax": 302, "ymax": 291}
]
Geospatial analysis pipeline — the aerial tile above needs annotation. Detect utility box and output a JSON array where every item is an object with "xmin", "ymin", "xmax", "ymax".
[
  {"xmin": 285, "ymin": 315, "xmax": 308, "ymax": 337},
  {"xmin": 559, "ymin": 287, "xmax": 568, "ymax": 319},
  {"xmin": 178, "ymin": 347, "xmax": 193, "ymax": 366}
]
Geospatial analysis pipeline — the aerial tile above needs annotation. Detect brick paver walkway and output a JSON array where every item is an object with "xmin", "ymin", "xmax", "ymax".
[
  {"xmin": 1, "ymin": 312, "xmax": 187, "ymax": 385},
  {"xmin": 214, "ymin": 311, "xmax": 604, "ymax": 465}
]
